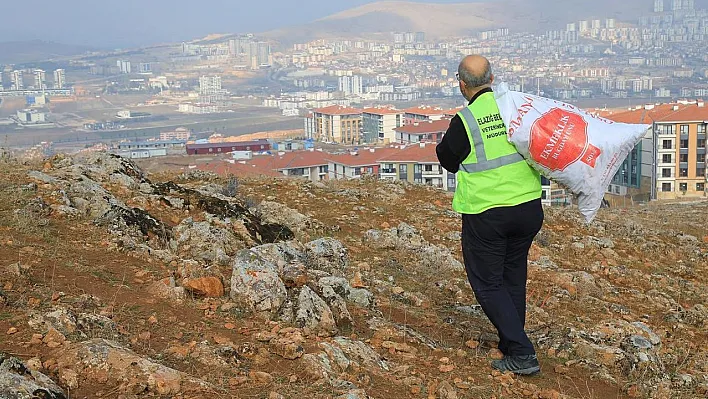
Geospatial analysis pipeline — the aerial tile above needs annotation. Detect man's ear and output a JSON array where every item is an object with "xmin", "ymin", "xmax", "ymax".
[{"xmin": 490, "ymin": 74, "xmax": 495, "ymax": 84}]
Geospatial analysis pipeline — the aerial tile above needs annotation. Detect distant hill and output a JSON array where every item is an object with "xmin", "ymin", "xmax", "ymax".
[
  {"xmin": 264, "ymin": 0, "xmax": 708, "ymax": 43},
  {"xmin": 0, "ymin": 40, "xmax": 96, "ymax": 64}
]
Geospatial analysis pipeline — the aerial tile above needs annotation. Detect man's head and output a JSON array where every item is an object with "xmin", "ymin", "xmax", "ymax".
[{"xmin": 456, "ymin": 55, "xmax": 494, "ymax": 101}]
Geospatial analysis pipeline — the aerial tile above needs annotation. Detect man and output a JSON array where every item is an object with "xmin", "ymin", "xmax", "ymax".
[{"xmin": 436, "ymin": 55, "xmax": 544, "ymax": 375}]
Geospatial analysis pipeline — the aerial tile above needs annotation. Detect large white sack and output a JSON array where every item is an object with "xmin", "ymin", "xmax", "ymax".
[{"xmin": 493, "ymin": 83, "xmax": 650, "ymax": 223}]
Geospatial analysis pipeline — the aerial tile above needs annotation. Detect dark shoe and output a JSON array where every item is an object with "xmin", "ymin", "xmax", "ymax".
[{"xmin": 491, "ymin": 355, "xmax": 540, "ymax": 375}]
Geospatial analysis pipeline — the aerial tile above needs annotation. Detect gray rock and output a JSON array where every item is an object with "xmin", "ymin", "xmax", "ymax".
[
  {"xmin": 320, "ymin": 342, "xmax": 352, "ymax": 372},
  {"xmin": 336, "ymin": 389, "xmax": 369, "ymax": 399},
  {"xmin": 362, "ymin": 229, "xmax": 397, "ymax": 250},
  {"xmin": 231, "ymin": 250, "xmax": 287, "ymax": 316},
  {"xmin": 332, "ymin": 337, "xmax": 389, "ymax": 371},
  {"xmin": 296, "ymin": 286, "xmax": 337, "ymax": 337},
  {"xmin": 53, "ymin": 339, "xmax": 208, "ymax": 396},
  {"xmin": 250, "ymin": 241, "xmax": 306, "ymax": 270},
  {"xmin": 318, "ymin": 278, "xmax": 353, "ymax": 331},
  {"xmin": 395, "ymin": 222, "xmax": 427, "ymax": 249},
  {"xmin": 347, "ymin": 288, "xmax": 374, "ymax": 308},
  {"xmin": 631, "ymin": 322, "xmax": 661, "ymax": 346},
  {"xmin": 629, "ymin": 335, "xmax": 652, "ymax": 350},
  {"xmin": 27, "ymin": 171, "xmax": 57, "ymax": 184},
  {"xmin": 256, "ymin": 201, "xmax": 316, "ymax": 233},
  {"xmin": 586, "ymin": 236, "xmax": 615, "ymax": 249},
  {"xmin": 0, "ymin": 354, "xmax": 66, "ymax": 399},
  {"xmin": 173, "ymin": 218, "xmax": 241, "ymax": 265},
  {"xmin": 305, "ymin": 238, "xmax": 348, "ymax": 275}
]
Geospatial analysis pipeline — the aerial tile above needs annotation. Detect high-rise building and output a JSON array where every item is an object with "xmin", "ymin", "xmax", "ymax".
[
  {"xmin": 393, "ymin": 33, "xmax": 405, "ymax": 44},
  {"xmin": 138, "ymin": 63, "xmax": 152, "ymax": 73},
  {"xmin": 33, "ymin": 69, "xmax": 46, "ymax": 90},
  {"xmin": 654, "ymin": 0, "xmax": 664, "ymax": 12},
  {"xmin": 117, "ymin": 60, "xmax": 132, "ymax": 74},
  {"xmin": 606, "ymin": 18, "xmax": 616, "ymax": 29},
  {"xmin": 578, "ymin": 20, "xmax": 590, "ymax": 32},
  {"xmin": 199, "ymin": 75, "xmax": 222, "ymax": 95},
  {"xmin": 256, "ymin": 42, "xmax": 271, "ymax": 66},
  {"xmin": 566, "ymin": 23, "xmax": 577, "ymax": 32},
  {"xmin": 11, "ymin": 70, "xmax": 24, "ymax": 90},
  {"xmin": 53, "ymin": 69, "xmax": 66, "ymax": 89},
  {"xmin": 591, "ymin": 19, "xmax": 602, "ymax": 29},
  {"xmin": 606, "ymin": 102, "xmax": 708, "ymax": 201},
  {"xmin": 0, "ymin": 72, "xmax": 3, "ymax": 91},
  {"xmin": 338, "ymin": 75, "xmax": 363, "ymax": 96},
  {"xmin": 311, "ymin": 105, "xmax": 362, "ymax": 144},
  {"xmin": 683, "ymin": 0, "xmax": 694, "ymax": 10},
  {"xmin": 671, "ymin": 0, "xmax": 682, "ymax": 11}
]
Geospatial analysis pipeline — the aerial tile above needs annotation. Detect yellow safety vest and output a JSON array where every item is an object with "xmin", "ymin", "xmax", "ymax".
[{"xmin": 453, "ymin": 91, "xmax": 542, "ymax": 214}]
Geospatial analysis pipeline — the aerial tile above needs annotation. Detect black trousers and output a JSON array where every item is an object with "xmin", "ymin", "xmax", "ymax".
[{"xmin": 461, "ymin": 198, "xmax": 544, "ymax": 356}]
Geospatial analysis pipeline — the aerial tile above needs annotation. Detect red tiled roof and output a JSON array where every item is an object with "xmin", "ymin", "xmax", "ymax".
[
  {"xmin": 362, "ymin": 107, "xmax": 403, "ymax": 115},
  {"xmin": 403, "ymin": 106, "xmax": 449, "ymax": 116},
  {"xmin": 602, "ymin": 102, "xmax": 708, "ymax": 124},
  {"xmin": 267, "ymin": 150, "xmax": 330, "ymax": 170},
  {"xmin": 326, "ymin": 147, "xmax": 401, "ymax": 167},
  {"xmin": 314, "ymin": 105, "xmax": 361, "ymax": 115},
  {"xmin": 395, "ymin": 119, "xmax": 451, "ymax": 134},
  {"xmin": 377, "ymin": 143, "xmax": 439, "ymax": 164}
]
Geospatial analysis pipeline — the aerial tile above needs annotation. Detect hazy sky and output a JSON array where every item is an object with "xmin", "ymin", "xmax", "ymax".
[{"xmin": 0, "ymin": 0, "xmax": 474, "ymax": 48}]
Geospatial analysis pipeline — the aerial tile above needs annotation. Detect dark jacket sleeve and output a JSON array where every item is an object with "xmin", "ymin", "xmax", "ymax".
[{"xmin": 436, "ymin": 115, "xmax": 471, "ymax": 174}]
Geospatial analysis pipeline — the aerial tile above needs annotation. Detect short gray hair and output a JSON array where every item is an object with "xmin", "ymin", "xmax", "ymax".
[{"xmin": 458, "ymin": 60, "xmax": 492, "ymax": 88}]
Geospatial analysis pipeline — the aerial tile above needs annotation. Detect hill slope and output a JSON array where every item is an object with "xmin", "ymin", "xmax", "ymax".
[
  {"xmin": 266, "ymin": 0, "xmax": 708, "ymax": 42},
  {"xmin": 0, "ymin": 154, "xmax": 706, "ymax": 398},
  {"xmin": 0, "ymin": 40, "xmax": 95, "ymax": 64}
]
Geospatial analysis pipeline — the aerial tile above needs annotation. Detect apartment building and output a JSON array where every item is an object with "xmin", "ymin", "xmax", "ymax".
[
  {"xmin": 362, "ymin": 107, "xmax": 403, "ymax": 144},
  {"xmin": 403, "ymin": 106, "xmax": 453, "ymax": 125},
  {"xmin": 249, "ymin": 150, "xmax": 330, "ymax": 182},
  {"xmin": 605, "ymin": 101, "xmax": 708, "ymax": 200},
  {"xmin": 394, "ymin": 119, "xmax": 450, "ymax": 144},
  {"xmin": 326, "ymin": 147, "xmax": 399, "ymax": 180},
  {"xmin": 377, "ymin": 143, "xmax": 454, "ymax": 191},
  {"xmin": 311, "ymin": 106, "xmax": 362, "ymax": 144}
]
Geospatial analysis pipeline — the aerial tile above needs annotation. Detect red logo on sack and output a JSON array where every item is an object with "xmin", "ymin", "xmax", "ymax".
[{"xmin": 528, "ymin": 108, "xmax": 600, "ymax": 171}]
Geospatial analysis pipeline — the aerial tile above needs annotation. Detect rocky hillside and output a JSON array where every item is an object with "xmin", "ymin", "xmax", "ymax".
[{"xmin": 0, "ymin": 153, "xmax": 706, "ymax": 399}]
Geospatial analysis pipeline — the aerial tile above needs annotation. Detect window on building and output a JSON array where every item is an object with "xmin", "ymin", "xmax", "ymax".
[
  {"xmin": 698, "ymin": 124, "xmax": 706, "ymax": 134},
  {"xmin": 662, "ymin": 154, "xmax": 672, "ymax": 163},
  {"xmin": 662, "ymin": 168, "xmax": 672, "ymax": 178},
  {"xmin": 680, "ymin": 125, "xmax": 689, "ymax": 135},
  {"xmin": 698, "ymin": 139, "xmax": 706, "ymax": 148},
  {"xmin": 680, "ymin": 153, "xmax": 689, "ymax": 163},
  {"xmin": 679, "ymin": 183, "xmax": 688, "ymax": 192},
  {"xmin": 260, "ymin": 145, "xmax": 265, "ymax": 149},
  {"xmin": 697, "ymin": 168, "xmax": 706, "ymax": 177},
  {"xmin": 354, "ymin": 167, "xmax": 361, "ymax": 176},
  {"xmin": 541, "ymin": 190, "xmax": 548, "ymax": 200},
  {"xmin": 209, "ymin": 148, "xmax": 213, "ymax": 152},
  {"xmin": 680, "ymin": 139, "xmax": 689, "ymax": 149},
  {"xmin": 217, "ymin": 148, "xmax": 222, "ymax": 152},
  {"xmin": 662, "ymin": 183, "xmax": 672, "ymax": 192},
  {"xmin": 658, "ymin": 125, "xmax": 675, "ymax": 135},
  {"xmin": 424, "ymin": 164, "xmax": 433, "ymax": 172},
  {"xmin": 662, "ymin": 140, "xmax": 673, "ymax": 149},
  {"xmin": 679, "ymin": 168, "xmax": 688, "ymax": 177},
  {"xmin": 697, "ymin": 183, "xmax": 705, "ymax": 192},
  {"xmin": 231, "ymin": 147, "xmax": 236, "ymax": 151}
]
